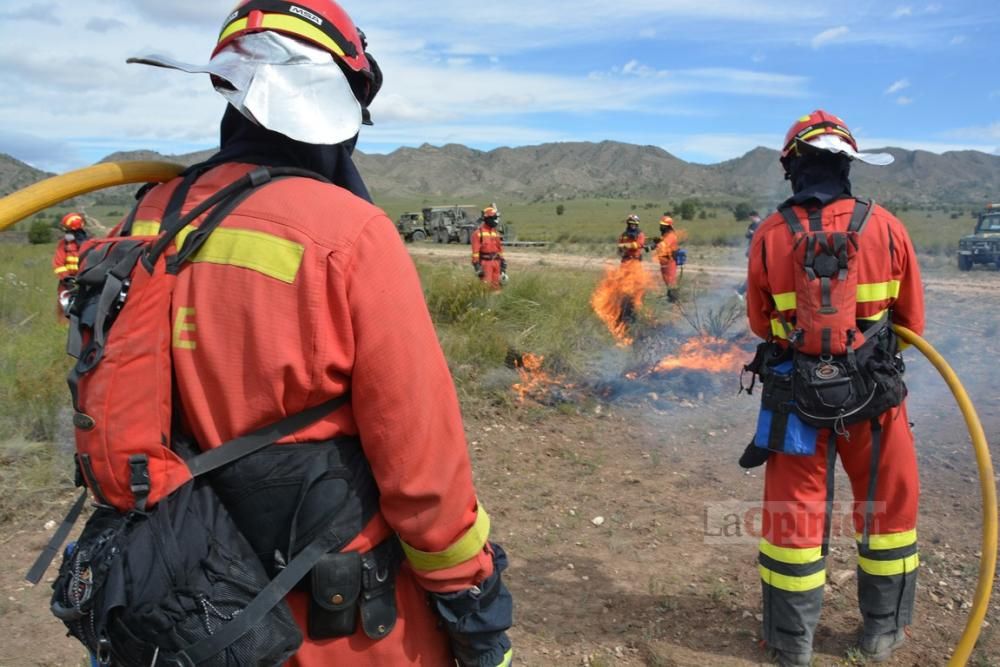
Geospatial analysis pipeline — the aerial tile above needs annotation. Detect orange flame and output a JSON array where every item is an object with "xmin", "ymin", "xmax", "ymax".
[
  {"xmin": 590, "ymin": 261, "xmax": 655, "ymax": 346},
  {"xmin": 648, "ymin": 337, "xmax": 746, "ymax": 375},
  {"xmin": 512, "ymin": 353, "xmax": 568, "ymax": 403}
]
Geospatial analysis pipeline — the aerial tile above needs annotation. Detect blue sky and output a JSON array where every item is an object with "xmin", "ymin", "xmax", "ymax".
[{"xmin": 0, "ymin": 0, "xmax": 996, "ymax": 172}]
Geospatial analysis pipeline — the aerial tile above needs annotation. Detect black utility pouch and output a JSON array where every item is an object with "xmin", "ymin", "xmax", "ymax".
[
  {"xmin": 309, "ymin": 551, "xmax": 362, "ymax": 640},
  {"xmin": 359, "ymin": 539, "xmax": 403, "ymax": 639}
]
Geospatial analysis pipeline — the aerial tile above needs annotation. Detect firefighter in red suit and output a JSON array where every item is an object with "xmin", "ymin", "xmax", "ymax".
[
  {"xmin": 745, "ymin": 110, "xmax": 924, "ymax": 666},
  {"xmin": 655, "ymin": 215, "xmax": 680, "ymax": 302},
  {"xmin": 618, "ymin": 214, "xmax": 644, "ymax": 262},
  {"xmin": 127, "ymin": 2, "xmax": 512, "ymax": 666},
  {"xmin": 472, "ymin": 206, "xmax": 506, "ymax": 289},
  {"xmin": 52, "ymin": 212, "xmax": 87, "ymax": 317}
]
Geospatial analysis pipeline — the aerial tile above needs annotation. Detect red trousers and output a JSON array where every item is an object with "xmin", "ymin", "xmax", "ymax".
[
  {"xmin": 480, "ymin": 259, "xmax": 502, "ymax": 290},
  {"xmin": 659, "ymin": 260, "xmax": 677, "ymax": 288},
  {"xmin": 759, "ymin": 404, "xmax": 919, "ymax": 654}
]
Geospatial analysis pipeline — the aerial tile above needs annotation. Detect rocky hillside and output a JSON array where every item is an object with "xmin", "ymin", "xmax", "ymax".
[{"xmin": 2, "ymin": 141, "xmax": 997, "ymax": 208}]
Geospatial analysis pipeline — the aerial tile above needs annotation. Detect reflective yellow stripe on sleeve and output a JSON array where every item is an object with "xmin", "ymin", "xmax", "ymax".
[
  {"xmin": 758, "ymin": 564, "xmax": 826, "ymax": 592},
  {"xmin": 131, "ymin": 220, "xmax": 161, "ymax": 236},
  {"xmin": 855, "ymin": 529, "xmax": 917, "ymax": 550},
  {"xmin": 54, "ymin": 267, "xmax": 70, "ymax": 275},
  {"xmin": 401, "ymin": 505, "xmax": 491, "ymax": 572},
  {"xmin": 770, "ymin": 319, "xmax": 789, "ymax": 339},
  {"xmin": 859, "ymin": 554, "xmax": 920, "ymax": 577}
]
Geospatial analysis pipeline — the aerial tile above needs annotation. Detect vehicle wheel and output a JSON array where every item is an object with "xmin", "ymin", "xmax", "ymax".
[
  {"xmin": 958, "ymin": 255, "xmax": 973, "ymax": 271},
  {"xmin": 412, "ymin": 229, "xmax": 427, "ymax": 242},
  {"xmin": 435, "ymin": 230, "xmax": 445, "ymax": 244},
  {"xmin": 459, "ymin": 228, "xmax": 471, "ymax": 245}
]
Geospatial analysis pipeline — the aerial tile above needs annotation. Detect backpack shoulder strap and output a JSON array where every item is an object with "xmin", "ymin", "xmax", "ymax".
[
  {"xmin": 847, "ymin": 199, "xmax": 875, "ymax": 235},
  {"xmin": 184, "ymin": 393, "xmax": 351, "ymax": 478},
  {"xmin": 779, "ymin": 206, "xmax": 805, "ymax": 235}
]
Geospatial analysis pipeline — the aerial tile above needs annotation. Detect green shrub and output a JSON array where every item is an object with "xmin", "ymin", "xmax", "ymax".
[{"xmin": 27, "ymin": 220, "xmax": 53, "ymax": 244}]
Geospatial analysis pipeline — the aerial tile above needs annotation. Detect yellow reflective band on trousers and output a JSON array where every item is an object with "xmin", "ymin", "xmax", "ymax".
[
  {"xmin": 859, "ymin": 553, "xmax": 920, "ymax": 577},
  {"xmin": 401, "ymin": 505, "xmax": 491, "ymax": 572},
  {"xmin": 497, "ymin": 649, "xmax": 513, "ymax": 667},
  {"xmin": 773, "ymin": 292, "xmax": 797, "ymax": 311},
  {"xmin": 855, "ymin": 529, "xmax": 917, "ymax": 550},
  {"xmin": 120, "ymin": 221, "xmax": 304, "ymax": 284},
  {"xmin": 760, "ymin": 540, "xmax": 823, "ymax": 565},
  {"xmin": 759, "ymin": 564, "xmax": 826, "ymax": 592}
]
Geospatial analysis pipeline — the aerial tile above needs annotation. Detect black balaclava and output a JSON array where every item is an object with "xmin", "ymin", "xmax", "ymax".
[
  {"xmin": 485, "ymin": 217, "xmax": 498, "ymax": 228},
  {"xmin": 781, "ymin": 149, "xmax": 852, "ymax": 208},
  {"xmin": 191, "ymin": 105, "xmax": 372, "ymax": 202}
]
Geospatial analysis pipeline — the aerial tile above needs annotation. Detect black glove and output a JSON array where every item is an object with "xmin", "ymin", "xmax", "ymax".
[
  {"xmin": 431, "ymin": 544, "xmax": 513, "ymax": 667},
  {"xmin": 474, "ymin": 263, "xmax": 484, "ymax": 278},
  {"xmin": 500, "ymin": 259, "xmax": 507, "ymax": 273},
  {"xmin": 739, "ymin": 441, "xmax": 770, "ymax": 469}
]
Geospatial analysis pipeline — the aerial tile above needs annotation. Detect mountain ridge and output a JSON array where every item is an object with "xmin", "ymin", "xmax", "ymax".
[{"xmin": 2, "ymin": 141, "xmax": 998, "ymax": 208}]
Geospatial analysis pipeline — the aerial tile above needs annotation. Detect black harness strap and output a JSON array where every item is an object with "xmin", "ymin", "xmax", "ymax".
[
  {"xmin": 860, "ymin": 417, "xmax": 883, "ymax": 550},
  {"xmin": 847, "ymin": 199, "xmax": 875, "ymax": 235},
  {"xmin": 185, "ymin": 394, "xmax": 351, "ymax": 478},
  {"xmin": 807, "ymin": 208, "xmax": 824, "ymax": 233},
  {"xmin": 821, "ymin": 431, "xmax": 838, "ymax": 556},
  {"xmin": 780, "ymin": 207, "xmax": 805, "ymax": 235},
  {"xmin": 24, "ymin": 490, "xmax": 89, "ymax": 585}
]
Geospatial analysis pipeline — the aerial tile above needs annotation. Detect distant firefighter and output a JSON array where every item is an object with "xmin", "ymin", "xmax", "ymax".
[
  {"xmin": 52, "ymin": 212, "xmax": 88, "ymax": 318},
  {"xmin": 654, "ymin": 215, "xmax": 682, "ymax": 302},
  {"xmin": 617, "ymin": 214, "xmax": 644, "ymax": 262},
  {"xmin": 472, "ymin": 205, "xmax": 507, "ymax": 289}
]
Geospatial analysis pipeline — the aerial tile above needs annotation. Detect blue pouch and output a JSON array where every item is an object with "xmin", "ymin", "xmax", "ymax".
[{"xmin": 753, "ymin": 362, "xmax": 819, "ymax": 456}]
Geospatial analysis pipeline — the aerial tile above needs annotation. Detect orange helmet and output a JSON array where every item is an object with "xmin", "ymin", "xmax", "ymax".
[
  {"xmin": 781, "ymin": 110, "xmax": 894, "ymax": 167},
  {"xmin": 214, "ymin": 0, "xmax": 382, "ymax": 110},
  {"xmin": 659, "ymin": 215, "xmax": 674, "ymax": 227},
  {"xmin": 483, "ymin": 206, "xmax": 498, "ymax": 219},
  {"xmin": 61, "ymin": 213, "xmax": 85, "ymax": 231}
]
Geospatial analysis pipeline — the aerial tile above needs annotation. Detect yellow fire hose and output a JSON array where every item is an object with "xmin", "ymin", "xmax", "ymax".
[
  {"xmin": 0, "ymin": 161, "xmax": 184, "ymax": 232},
  {"xmin": 0, "ymin": 166, "xmax": 995, "ymax": 665},
  {"xmin": 894, "ymin": 325, "xmax": 998, "ymax": 666}
]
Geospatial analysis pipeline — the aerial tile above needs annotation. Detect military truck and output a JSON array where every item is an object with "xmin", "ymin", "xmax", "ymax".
[
  {"xmin": 395, "ymin": 212, "xmax": 427, "ymax": 242},
  {"xmin": 958, "ymin": 204, "xmax": 1000, "ymax": 271},
  {"xmin": 425, "ymin": 205, "xmax": 481, "ymax": 244}
]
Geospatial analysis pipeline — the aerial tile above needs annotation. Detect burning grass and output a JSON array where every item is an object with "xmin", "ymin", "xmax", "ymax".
[{"xmin": 589, "ymin": 261, "xmax": 656, "ymax": 346}]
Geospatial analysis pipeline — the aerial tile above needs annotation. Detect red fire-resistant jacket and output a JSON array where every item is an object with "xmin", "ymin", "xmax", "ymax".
[
  {"xmin": 471, "ymin": 223, "xmax": 504, "ymax": 263},
  {"xmin": 747, "ymin": 199, "xmax": 925, "ymax": 343},
  {"xmin": 52, "ymin": 236, "xmax": 82, "ymax": 280},
  {"xmin": 123, "ymin": 163, "xmax": 495, "ymax": 664},
  {"xmin": 618, "ymin": 231, "xmax": 645, "ymax": 261}
]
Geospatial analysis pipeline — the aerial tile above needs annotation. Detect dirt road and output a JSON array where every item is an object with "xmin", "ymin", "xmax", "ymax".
[{"xmin": 409, "ymin": 243, "xmax": 1000, "ymax": 296}]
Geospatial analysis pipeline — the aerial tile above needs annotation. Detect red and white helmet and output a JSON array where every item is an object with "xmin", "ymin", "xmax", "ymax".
[
  {"xmin": 215, "ymin": 0, "xmax": 381, "ymax": 108},
  {"xmin": 61, "ymin": 213, "xmax": 85, "ymax": 231},
  {"xmin": 781, "ymin": 110, "xmax": 893, "ymax": 166},
  {"xmin": 626, "ymin": 214, "xmax": 641, "ymax": 225}
]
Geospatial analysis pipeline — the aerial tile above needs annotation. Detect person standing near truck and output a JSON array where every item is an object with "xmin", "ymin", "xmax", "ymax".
[{"xmin": 472, "ymin": 205, "xmax": 507, "ymax": 289}]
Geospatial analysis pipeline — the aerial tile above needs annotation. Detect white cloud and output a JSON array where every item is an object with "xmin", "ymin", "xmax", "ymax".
[
  {"xmin": 885, "ymin": 79, "xmax": 910, "ymax": 95},
  {"xmin": 892, "ymin": 6, "xmax": 913, "ymax": 18},
  {"xmin": 896, "ymin": 96, "xmax": 914, "ymax": 105},
  {"xmin": 923, "ymin": 4, "xmax": 942, "ymax": 14},
  {"xmin": 0, "ymin": 4, "xmax": 60, "ymax": 23},
  {"xmin": 811, "ymin": 26, "xmax": 850, "ymax": 49},
  {"xmin": 86, "ymin": 17, "xmax": 128, "ymax": 33},
  {"xmin": 950, "ymin": 35, "xmax": 967, "ymax": 45},
  {"xmin": 944, "ymin": 123, "xmax": 1000, "ymax": 142}
]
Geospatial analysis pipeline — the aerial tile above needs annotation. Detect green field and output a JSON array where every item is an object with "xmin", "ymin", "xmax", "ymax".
[{"xmin": 376, "ymin": 195, "xmax": 981, "ymax": 255}]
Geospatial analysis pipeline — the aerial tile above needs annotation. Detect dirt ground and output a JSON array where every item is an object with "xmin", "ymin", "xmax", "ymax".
[{"xmin": 1, "ymin": 247, "xmax": 998, "ymax": 666}]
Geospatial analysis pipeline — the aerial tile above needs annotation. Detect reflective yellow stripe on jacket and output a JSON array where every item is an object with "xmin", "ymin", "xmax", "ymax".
[{"xmin": 130, "ymin": 220, "xmax": 304, "ymax": 284}]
